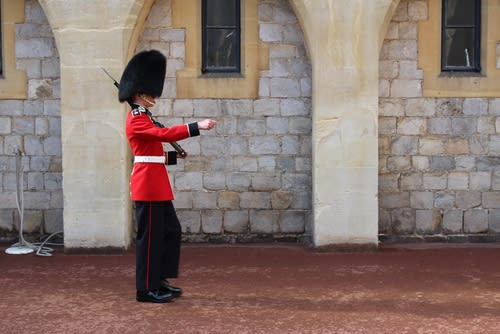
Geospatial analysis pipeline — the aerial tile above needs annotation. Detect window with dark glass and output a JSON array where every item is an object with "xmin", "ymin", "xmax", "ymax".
[
  {"xmin": 0, "ymin": 3, "xmax": 3, "ymax": 77},
  {"xmin": 441, "ymin": 0, "xmax": 481, "ymax": 72},
  {"xmin": 202, "ymin": 0, "xmax": 241, "ymax": 74}
]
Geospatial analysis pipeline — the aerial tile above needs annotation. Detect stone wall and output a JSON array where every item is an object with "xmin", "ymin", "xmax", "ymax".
[
  {"xmin": 0, "ymin": 0, "xmax": 61, "ymax": 240},
  {"xmin": 132, "ymin": 0, "xmax": 313, "ymax": 242},
  {"xmin": 379, "ymin": 0, "xmax": 500, "ymax": 242}
]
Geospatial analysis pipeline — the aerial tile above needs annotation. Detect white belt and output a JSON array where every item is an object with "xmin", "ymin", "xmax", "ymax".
[{"xmin": 134, "ymin": 156, "xmax": 165, "ymax": 164}]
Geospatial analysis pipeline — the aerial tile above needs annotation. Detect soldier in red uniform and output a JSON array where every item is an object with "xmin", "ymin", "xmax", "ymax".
[{"xmin": 119, "ymin": 50, "xmax": 216, "ymax": 303}]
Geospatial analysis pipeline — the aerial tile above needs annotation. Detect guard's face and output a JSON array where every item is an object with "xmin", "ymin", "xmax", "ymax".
[{"xmin": 139, "ymin": 94, "xmax": 157, "ymax": 108}]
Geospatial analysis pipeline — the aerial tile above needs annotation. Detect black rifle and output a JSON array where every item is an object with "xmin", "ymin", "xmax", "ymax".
[{"xmin": 101, "ymin": 67, "xmax": 187, "ymax": 157}]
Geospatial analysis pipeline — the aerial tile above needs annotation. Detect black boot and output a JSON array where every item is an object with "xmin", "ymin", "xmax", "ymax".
[
  {"xmin": 136, "ymin": 290, "xmax": 174, "ymax": 303},
  {"xmin": 159, "ymin": 280, "xmax": 182, "ymax": 298}
]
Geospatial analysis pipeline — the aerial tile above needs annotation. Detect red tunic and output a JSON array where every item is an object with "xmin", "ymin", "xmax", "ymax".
[{"xmin": 126, "ymin": 106, "xmax": 198, "ymax": 201}]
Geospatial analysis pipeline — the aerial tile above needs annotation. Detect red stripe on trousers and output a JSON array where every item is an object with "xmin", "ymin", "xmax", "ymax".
[{"xmin": 146, "ymin": 203, "xmax": 152, "ymax": 290}]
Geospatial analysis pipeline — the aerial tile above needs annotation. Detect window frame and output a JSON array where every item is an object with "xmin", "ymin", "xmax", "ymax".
[
  {"xmin": 440, "ymin": 0, "xmax": 481, "ymax": 73},
  {"xmin": 201, "ymin": 0, "xmax": 241, "ymax": 74}
]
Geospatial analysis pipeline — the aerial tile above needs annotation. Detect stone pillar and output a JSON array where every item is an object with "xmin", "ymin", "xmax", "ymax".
[
  {"xmin": 38, "ymin": 0, "xmax": 150, "ymax": 250},
  {"xmin": 289, "ymin": 0, "xmax": 400, "ymax": 247}
]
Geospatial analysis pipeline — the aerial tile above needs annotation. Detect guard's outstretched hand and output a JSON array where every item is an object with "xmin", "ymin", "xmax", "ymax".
[{"xmin": 198, "ymin": 119, "xmax": 217, "ymax": 130}]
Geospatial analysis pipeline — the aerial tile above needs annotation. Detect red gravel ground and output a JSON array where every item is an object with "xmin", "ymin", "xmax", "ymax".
[{"xmin": 1, "ymin": 243, "xmax": 500, "ymax": 334}]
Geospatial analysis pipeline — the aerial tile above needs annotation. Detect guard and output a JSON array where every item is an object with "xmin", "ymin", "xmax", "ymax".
[{"xmin": 118, "ymin": 49, "xmax": 216, "ymax": 303}]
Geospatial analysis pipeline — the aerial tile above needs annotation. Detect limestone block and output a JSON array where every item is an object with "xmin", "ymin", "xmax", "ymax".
[
  {"xmin": 251, "ymin": 174, "xmax": 281, "ymax": 191},
  {"xmin": 380, "ymin": 192, "xmax": 410, "ymax": 209},
  {"xmin": 223, "ymin": 210, "xmax": 249, "ymax": 233},
  {"xmin": 282, "ymin": 173, "xmax": 311, "ymax": 191},
  {"xmin": 203, "ymin": 172, "xmax": 226, "ymax": 191},
  {"xmin": 398, "ymin": 23, "xmax": 417, "ymax": 40},
  {"xmin": 44, "ymin": 172, "xmax": 61, "ymax": 190},
  {"xmin": 233, "ymin": 157, "xmax": 258, "ymax": 172},
  {"xmin": 379, "ymin": 61, "xmax": 399, "ymax": 79},
  {"xmin": 412, "ymin": 156, "xmax": 429, "ymax": 171},
  {"xmin": 0, "ymin": 101, "xmax": 24, "ymax": 117},
  {"xmin": 276, "ymin": 156, "xmax": 295, "ymax": 172},
  {"xmin": 387, "ymin": 156, "xmax": 411, "ymax": 171},
  {"xmin": 249, "ymin": 136, "xmax": 281, "ymax": 154},
  {"xmin": 280, "ymin": 99, "xmax": 310, "ymax": 116},
  {"xmin": 429, "ymin": 117, "xmax": 451, "ymax": 134},
  {"xmin": 300, "ymin": 78, "xmax": 312, "ymax": 97},
  {"xmin": 434, "ymin": 191, "xmax": 455, "ymax": 209},
  {"xmin": 482, "ymin": 192, "xmax": 500, "ymax": 209},
  {"xmin": 455, "ymin": 191, "xmax": 481, "ymax": 209},
  {"xmin": 489, "ymin": 136, "xmax": 500, "ymax": 155},
  {"xmin": 444, "ymin": 138, "xmax": 469, "ymax": 155},
  {"xmin": 254, "ymin": 99, "xmax": 280, "ymax": 116},
  {"xmin": 258, "ymin": 156, "xmax": 276, "ymax": 171},
  {"xmin": 292, "ymin": 191, "xmax": 311, "ymax": 210},
  {"xmin": 464, "ymin": 209, "xmax": 488, "ymax": 233},
  {"xmin": 416, "ymin": 210, "xmax": 441, "ymax": 234},
  {"xmin": 470, "ymin": 171, "xmax": 491, "ymax": 191},
  {"xmin": 463, "ymin": 98, "xmax": 489, "ymax": 116},
  {"xmin": 24, "ymin": 135, "xmax": 43, "ymax": 155},
  {"xmin": 493, "ymin": 171, "xmax": 500, "ymax": 191},
  {"xmin": 391, "ymin": 208, "xmax": 415, "ymax": 234},
  {"xmin": 160, "ymin": 28, "xmax": 186, "ymax": 42},
  {"xmin": 489, "ymin": 99, "xmax": 500, "ymax": 115},
  {"xmin": 193, "ymin": 192, "xmax": 218, "ymax": 209},
  {"xmin": 270, "ymin": 78, "xmax": 301, "ymax": 97},
  {"xmin": 44, "ymin": 209, "xmax": 63, "ymax": 233},
  {"xmin": 448, "ymin": 172, "xmax": 469, "ymax": 190},
  {"xmin": 0, "ymin": 209, "xmax": 14, "ymax": 231},
  {"xmin": 419, "ymin": 138, "xmax": 445, "ymax": 155},
  {"xmin": 174, "ymin": 172, "xmax": 203, "ymax": 191},
  {"xmin": 259, "ymin": 23, "xmax": 283, "ymax": 42},
  {"xmin": 194, "ymin": 100, "xmax": 221, "ymax": 118},
  {"xmin": 469, "ymin": 135, "xmax": 489, "ymax": 155},
  {"xmin": 35, "ymin": 118, "xmax": 48, "ymax": 136},
  {"xmin": 178, "ymin": 210, "xmax": 201, "ymax": 234},
  {"xmin": 27, "ymin": 172, "xmax": 43, "ymax": 190},
  {"xmin": 390, "ymin": 79, "xmax": 421, "ymax": 98},
  {"xmin": 218, "ymin": 192, "xmax": 240, "ymax": 209},
  {"xmin": 400, "ymin": 172, "xmax": 422, "ymax": 191},
  {"xmin": 259, "ymin": 78, "xmax": 271, "ymax": 97},
  {"xmin": 410, "ymin": 191, "xmax": 434, "ymax": 209},
  {"xmin": 16, "ymin": 39, "xmax": 54, "ymax": 58},
  {"xmin": 430, "ymin": 156, "xmax": 455, "ymax": 171},
  {"xmin": 478, "ymin": 157, "xmax": 500, "ymax": 172},
  {"xmin": 399, "ymin": 60, "xmax": 422, "ymax": 79},
  {"xmin": 249, "ymin": 210, "xmax": 279, "ymax": 234},
  {"xmin": 173, "ymin": 100, "xmax": 194, "ymax": 117},
  {"xmin": 397, "ymin": 117, "xmax": 426, "ymax": 135},
  {"xmin": 240, "ymin": 192, "xmax": 271, "ymax": 209},
  {"xmin": 422, "ymin": 173, "xmax": 447, "ymax": 190},
  {"xmin": 282, "ymin": 135, "xmax": 300, "ymax": 154},
  {"xmin": 379, "ymin": 80, "xmax": 390, "ymax": 98},
  {"xmin": 489, "ymin": 209, "xmax": 500, "ymax": 232},
  {"xmin": 271, "ymin": 191, "xmax": 293, "ymax": 209},
  {"xmin": 408, "ymin": 1, "xmax": 428, "ymax": 21},
  {"xmin": 455, "ymin": 156, "xmax": 475, "ymax": 171},
  {"xmin": 200, "ymin": 137, "xmax": 226, "ymax": 155},
  {"xmin": 436, "ymin": 99, "xmax": 463, "ymax": 116},
  {"xmin": 226, "ymin": 173, "xmax": 251, "ymax": 191},
  {"xmin": 391, "ymin": 136, "xmax": 418, "ymax": 155},
  {"xmin": 172, "ymin": 192, "xmax": 193, "ymax": 209},
  {"xmin": 0, "ymin": 117, "xmax": 12, "ymax": 134},
  {"xmin": 28, "ymin": 79, "xmax": 52, "ymax": 99},
  {"xmin": 379, "ymin": 99, "xmax": 405, "ymax": 116},
  {"xmin": 451, "ymin": 118, "xmax": 476, "ymax": 135},
  {"xmin": 379, "ymin": 117, "xmax": 396, "ymax": 135},
  {"xmin": 238, "ymin": 119, "xmax": 266, "ymax": 136},
  {"xmin": 442, "ymin": 209, "xmax": 463, "ymax": 234},
  {"xmin": 227, "ymin": 137, "xmax": 248, "ymax": 155},
  {"xmin": 289, "ymin": 117, "xmax": 311, "ymax": 134},
  {"xmin": 405, "ymin": 98, "xmax": 436, "ymax": 117},
  {"xmin": 280, "ymin": 210, "xmax": 305, "ymax": 233},
  {"xmin": 221, "ymin": 100, "xmax": 254, "ymax": 116},
  {"xmin": 201, "ymin": 210, "xmax": 223, "ymax": 234}
]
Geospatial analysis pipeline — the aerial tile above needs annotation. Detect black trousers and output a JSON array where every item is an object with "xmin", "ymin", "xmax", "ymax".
[{"xmin": 134, "ymin": 201, "xmax": 181, "ymax": 291}]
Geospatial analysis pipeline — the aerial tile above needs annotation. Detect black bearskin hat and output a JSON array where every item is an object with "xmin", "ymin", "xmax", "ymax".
[{"xmin": 118, "ymin": 50, "xmax": 166, "ymax": 103}]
